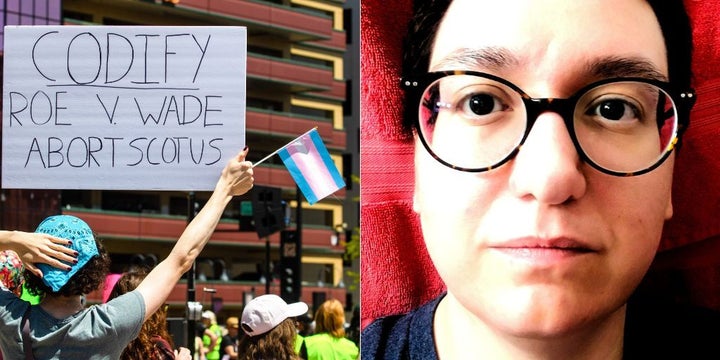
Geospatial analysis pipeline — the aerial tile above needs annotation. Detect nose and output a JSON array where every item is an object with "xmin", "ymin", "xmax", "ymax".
[{"xmin": 509, "ymin": 111, "xmax": 587, "ymax": 204}]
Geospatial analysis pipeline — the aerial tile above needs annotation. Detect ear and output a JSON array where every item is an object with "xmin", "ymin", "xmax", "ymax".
[{"xmin": 664, "ymin": 188, "xmax": 673, "ymax": 220}]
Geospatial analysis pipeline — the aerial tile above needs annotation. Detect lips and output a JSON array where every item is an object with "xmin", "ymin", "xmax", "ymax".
[
  {"xmin": 490, "ymin": 237, "xmax": 599, "ymax": 252},
  {"xmin": 486, "ymin": 237, "xmax": 599, "ymax": 266}
]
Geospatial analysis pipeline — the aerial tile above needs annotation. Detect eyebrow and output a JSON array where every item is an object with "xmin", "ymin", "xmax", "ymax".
[
  {"xmin": 430, "ymin": 47, "xmax": 519, "ymax": 72},
  {"xmin": 586, "ymin": 56, "xmax": 668, "ymax": 82},
  {"xmin": 432, "ymin": 48, "xmax": 668, "ymax": 82}
]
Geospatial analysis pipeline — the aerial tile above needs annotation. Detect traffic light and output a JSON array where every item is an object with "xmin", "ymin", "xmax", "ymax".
[
  {"xmin": 280, "ymin": 230, "xmax": 301, "ymax": 303},
  {"xmin": 238, "ymin": 186, "xmax": 286, "ymax": 238},
  {"xmin": 342, "ymin": 153, "xmax": 353, "ymax": 190}
]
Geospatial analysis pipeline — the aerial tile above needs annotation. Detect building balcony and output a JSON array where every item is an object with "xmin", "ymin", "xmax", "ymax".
[
  {"xmin": 64, "ymin": 0, "xmax": 334, "ymax": 42},
  {"xmin": 248, "ymin": 54, "xmax": 345, "ymax": 101},
  {"xmin": 74, "ymin": 208, "xmax": 352, "ymax": 310},
  {"xmin": 178, "ymin": 0, "xmax": 334, "ymax": 42},
  {"xmin": 62, "ymin": 0, "xmax": 344, "ymax": 99},
  {"xmin": 62, "ymin": 208, "xmax": 346, "ymax": 249},
  {"xmin": 86, "ymin": 280, "xmax": 350, "ymax": 310},
  {"xmin": 246, "ymin": 108, "xmax": 347, "ymax": 149},
  {"xmin": 305, "ymin": 30, "xmax": 347, "ymax": 52}
]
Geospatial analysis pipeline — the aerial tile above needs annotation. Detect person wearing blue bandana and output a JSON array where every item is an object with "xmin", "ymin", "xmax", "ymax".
[
  {"xmin": 32, "ymin": 215, "xmax": 101, "ymax": 293},
  {"xmin": 0, "ymin": 148, "xmax": 254, "ymax": 360}
]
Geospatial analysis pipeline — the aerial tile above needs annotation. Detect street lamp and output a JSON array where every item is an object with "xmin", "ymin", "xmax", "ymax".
[
  {"xmin": 202, "ymin": 287, "xmax": 217, "ymax": 310},
  {"xmin": 332, "ymin": 223, "xmax": 348, "ymax": 246}
]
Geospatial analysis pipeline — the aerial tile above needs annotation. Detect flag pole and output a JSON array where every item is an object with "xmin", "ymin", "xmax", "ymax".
[{"xmin": 251, "ymin": 127, "xmax": 318, "ymax": 168}]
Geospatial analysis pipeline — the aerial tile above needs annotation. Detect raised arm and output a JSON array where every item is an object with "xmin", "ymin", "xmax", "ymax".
[
  {"xmin": 136, "ymin": 148, "xmax": 254, "ymax": 321},
  {"xmin": 0, "ymin": 230, "xmax": 76, "ymax": 277}
]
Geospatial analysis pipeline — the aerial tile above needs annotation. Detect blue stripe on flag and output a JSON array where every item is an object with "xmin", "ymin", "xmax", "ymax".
[
  {"xmin": 278, "ymin": 147, "xmax": 319, "ymax": 204},
  {"xmin": 309, "ymin": 129, "xmax": 346, "ymax": 188}
]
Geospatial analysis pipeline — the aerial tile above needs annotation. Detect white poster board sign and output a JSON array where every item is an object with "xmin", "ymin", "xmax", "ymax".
[{"xmin": 2, "ymin": 26, "xmax": 246, "ymax": 191}]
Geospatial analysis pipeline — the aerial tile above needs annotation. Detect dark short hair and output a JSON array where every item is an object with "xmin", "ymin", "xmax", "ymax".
[
  {"xmin": 401, "ymin": 0, "xmax": 694, "ymax": 133},
  {"xmin": 24, "ymin": 236, "xmax": 110, "ymax": 297}
]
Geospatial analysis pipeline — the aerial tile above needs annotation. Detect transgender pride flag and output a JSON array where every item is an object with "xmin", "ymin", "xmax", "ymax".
[{"xmin": 278, "ymin": 128, "xmax": 345, "ymax": 205}]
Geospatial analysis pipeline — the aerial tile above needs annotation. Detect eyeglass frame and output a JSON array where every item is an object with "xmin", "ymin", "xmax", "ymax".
[{"xmin": 401, "ymin": 70, "xmax": 697, "ymax": 177}]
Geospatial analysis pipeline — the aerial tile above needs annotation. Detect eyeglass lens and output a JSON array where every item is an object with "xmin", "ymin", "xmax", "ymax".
[{"xmin": 417, "ymin": 75, "xmax": 678, "ymax": 173}]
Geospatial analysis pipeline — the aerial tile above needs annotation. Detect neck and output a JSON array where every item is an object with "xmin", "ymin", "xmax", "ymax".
[
  {"xmin": 434, "ymin": 293, "xmax": 625, "ymax": 360},
  {"xmin": 40, "ymin": 294, "xmax": 86, "ymax": 319}
]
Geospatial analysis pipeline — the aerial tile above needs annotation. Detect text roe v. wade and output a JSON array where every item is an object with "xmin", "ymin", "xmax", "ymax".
[{"xmin": 2, "ymin": 26, "xmax": 247, "ymax": 191}]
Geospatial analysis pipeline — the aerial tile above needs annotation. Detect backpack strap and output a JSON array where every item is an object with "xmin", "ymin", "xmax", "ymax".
[{"xmin": 21, "ymin": 305, "xmax": 34, "ymax": 360}]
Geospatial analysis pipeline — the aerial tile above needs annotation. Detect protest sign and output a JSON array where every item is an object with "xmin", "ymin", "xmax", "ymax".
[{"xmin": 2, "ymin": 26, "xmax": 246, "ymax": 190}]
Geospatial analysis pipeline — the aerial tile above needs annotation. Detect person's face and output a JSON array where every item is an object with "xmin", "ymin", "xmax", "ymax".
[
  {"xmin": 413, "ymin": 0, "xmax": 673, "ymax": 336},
  {"xmin": 228, "ymin": 326, "xmax": 239, "ymax": 336}
]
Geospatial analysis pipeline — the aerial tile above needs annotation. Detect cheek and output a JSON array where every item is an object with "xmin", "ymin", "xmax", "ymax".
[
  {"xmin": 592, "ymin": 161, "xmax": 674, "ymax": 286},
  {"xmin": 602, "ymin": 158, "xmax": 672, "ymax": 239},
  {"xmin": 602, "ymin": 209, "xmax": 664, "ymax": 306},
  {"xmin": 612, "ymin": 200, "xmax": 666, "ymax": 266},
  {"xmin": 413, "ymin": 144, "xmax": 504, "ymax": 271}
]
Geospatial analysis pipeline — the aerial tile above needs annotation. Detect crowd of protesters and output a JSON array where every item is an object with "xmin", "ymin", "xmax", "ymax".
[
  {"xmin": 0, "ymin": 150, "xmax": 254, "ymax": 359},
  {"xmin": 195, "ymin": 295, "xmax": 359, "ymax": 360},
  {"xmin": 0, "ymin": 147, "xmax": 358, "ymax": 359}
]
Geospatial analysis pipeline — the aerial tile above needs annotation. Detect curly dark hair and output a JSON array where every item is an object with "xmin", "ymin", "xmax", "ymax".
[
  {"xmin": 107, "ymin": 270, "xmax": 176, "ymax": 360},
  {"xmin": 238, "ymin": 318, "xmax": 299, "ymax": 360},
  {"xmin": 401, "ymin": 0, "xmax": 694, "ymax": 133},
  {"xmin": 23, "ymin": 235, "xmax": 110, "ymax": 297}
]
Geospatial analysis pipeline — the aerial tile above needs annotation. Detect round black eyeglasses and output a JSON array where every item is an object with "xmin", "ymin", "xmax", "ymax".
[{"xmin": 402, "ymin": 71, "xmax": 696, "ymax": 176}]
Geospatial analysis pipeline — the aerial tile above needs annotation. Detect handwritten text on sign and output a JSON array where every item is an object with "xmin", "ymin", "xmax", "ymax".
[{"xmin": 2, "ymin": 26, "xmax": 246, "ymax": 190}]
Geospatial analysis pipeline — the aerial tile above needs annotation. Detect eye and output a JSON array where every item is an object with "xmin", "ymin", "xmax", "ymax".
[
  {"xmin": 588, "ymin": 98, "xmax": 640, "ymax": 122},
  {"xmin": 460, "ymin": 92, "xmax": 508, "ymax": 117}
]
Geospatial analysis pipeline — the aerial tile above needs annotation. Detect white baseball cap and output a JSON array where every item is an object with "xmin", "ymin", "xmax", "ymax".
[
  {"xmin": 241, "ymin": 294, "xmax": 308, "ymax": 337},
  {"xmin": 201, "ymin": 310, "xmax": 215, "ymax": 320}
]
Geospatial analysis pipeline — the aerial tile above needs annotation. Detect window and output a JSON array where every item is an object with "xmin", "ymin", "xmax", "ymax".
[
  {"xmin": 1, "ymin": 0, "xmax": 62, "ymax": 51},
  {"xmin": 101, "ymin": 191, "xmax": 160, "ymax": 213},
  {"xmin": 61, "ymin": 190, "xmax": 92, "ymax": 209}
]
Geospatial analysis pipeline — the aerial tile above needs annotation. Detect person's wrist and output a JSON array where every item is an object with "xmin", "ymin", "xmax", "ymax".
[
  {"xmin": 4, "ymin": 231, "xmax": 21, "ymax": 252},
  {"xmin": 0, "ymin": 231, "xmax": 12, "ymax": 252},
  {"xmin": 213, "ymin": 177, "xmax": 235, "ymax": 198}
]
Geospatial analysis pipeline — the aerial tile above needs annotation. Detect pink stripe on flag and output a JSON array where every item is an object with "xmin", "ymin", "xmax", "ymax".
[{"xmin": 286, "ymin": 135, "xmax": 338, "ymax": 200}]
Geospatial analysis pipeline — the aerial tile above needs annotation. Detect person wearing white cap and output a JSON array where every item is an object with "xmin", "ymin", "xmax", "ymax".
[
  {"xmin": 201, "ymin": 310, "xmax": 223, "ymax": 360},
  {"xmin": 238, "ymin": 294, "xmax": 308, "ymax": 360}
]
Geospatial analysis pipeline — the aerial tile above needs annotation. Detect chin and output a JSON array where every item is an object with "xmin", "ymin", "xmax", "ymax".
[
  {"xmin": 482, "ymin": 289, "xmax": 620, "ymax": 338},
  {"xmin": 496, "ymin": 312, "xmax": 595, "ymax": 339}
]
